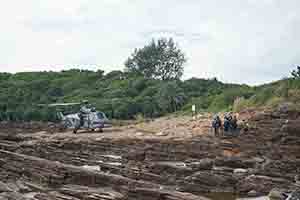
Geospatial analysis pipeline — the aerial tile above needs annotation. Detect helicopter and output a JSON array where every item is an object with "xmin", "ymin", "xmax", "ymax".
[{"xmin": 39, "ymin": 101, "xmax": 111, "ymax": 134}]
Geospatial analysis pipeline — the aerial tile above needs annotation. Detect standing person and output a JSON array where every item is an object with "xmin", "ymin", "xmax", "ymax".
[
  {"xmin": 223, "ymin": 117, "xmax": 230, "ymax": 133},
  {"xmin": 212, "ymin": 115, "xmax": 222, "ymax": 137},
  {"xmin": 80, "ymin": 100, "xmax": 91, "ymax": 114},
  {"xmin": 223, "ymin": 112, "xmax": 232, "ymax": 133},
  {"xmin": 79, "ymin": 100, "xmax": 90, "ymax": 126},
  {"xmin": 231, "ymin": 115, "xmax": 238, "ymax": 136},
  {"xmin": 231, "ymin": 115, "xmax": 238, "ymax": 131}
]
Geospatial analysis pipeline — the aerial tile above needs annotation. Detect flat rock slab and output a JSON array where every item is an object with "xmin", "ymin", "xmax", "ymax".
[{"xmin": 0, "ymin": 150, "xmax": 210, "ymax": 200}]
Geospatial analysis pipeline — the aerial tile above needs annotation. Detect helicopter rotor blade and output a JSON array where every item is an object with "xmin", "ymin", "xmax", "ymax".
[{"xmin": 37, "ymin": 103, "xmax": 81, "ymax": 107}]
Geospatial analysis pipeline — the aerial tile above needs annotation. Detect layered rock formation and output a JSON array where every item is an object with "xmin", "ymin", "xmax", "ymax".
[{"xmin": 0, "ymin": 107, "xmax": 300, "ymax": 199}]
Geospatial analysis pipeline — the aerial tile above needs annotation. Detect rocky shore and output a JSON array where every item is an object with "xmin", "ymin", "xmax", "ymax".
[{"xmin": 0, "ymin": 106, "xmax": 299, "ymax": 199}]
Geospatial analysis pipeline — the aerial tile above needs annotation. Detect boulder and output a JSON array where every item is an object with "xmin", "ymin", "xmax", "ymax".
[
  {"xmin": 268, "ymin": 188, "xmax": 287, "ymax": 200},
  {"xmin": 237, "ymin": 175, "xmax": 292, "ymax": 195}
]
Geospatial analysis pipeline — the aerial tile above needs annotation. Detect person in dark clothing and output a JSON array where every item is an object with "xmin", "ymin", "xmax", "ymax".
[
  {"xmin": 223, "ymin": 118, "xmax": 230, "ymax": 132},
  {"xmin": 223, "ymin": 113, "xmax": 232, "ymax": 133},
  {"xmin": 79, "ymin": 112, "xmax": 84, "ymax": 126},
  {"xmin": 79, "ymin": 100, "xmax": 90, "ymax": 127},
  {"xmin": 231, "ymin": 115, "xmax": 238, "ymax": 131},
  {"xmin": 212, "ymin": 115, "xmax": 222, "ymax": 137}
]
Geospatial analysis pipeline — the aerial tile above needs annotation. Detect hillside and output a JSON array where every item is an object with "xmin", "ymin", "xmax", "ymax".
[{"xmin": 0, "ymin": 69, "xmax": 299, "ymax": 121}]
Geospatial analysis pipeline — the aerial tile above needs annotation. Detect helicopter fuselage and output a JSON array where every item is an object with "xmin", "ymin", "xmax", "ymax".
[{"xmin": 60, "ymin": 111, "xmax": 109, "ymax": 133}]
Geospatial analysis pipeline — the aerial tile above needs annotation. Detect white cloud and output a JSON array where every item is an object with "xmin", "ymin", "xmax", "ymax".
[{"xmin": 0, "ymin": 0, "xmax": 299, "ymax": 85}]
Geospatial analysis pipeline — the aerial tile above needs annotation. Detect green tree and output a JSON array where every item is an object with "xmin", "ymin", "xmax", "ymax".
[
  {"xmin": 125, "ymin": 38, "xmax": 186, "ymax": 80},
  {"xmin": 156, "ymin": 81, "xmax": 186, "ymax": 113}
]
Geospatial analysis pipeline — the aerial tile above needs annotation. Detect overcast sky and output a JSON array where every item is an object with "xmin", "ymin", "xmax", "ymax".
[{"xmin": 0, "ymin": 0, "xmax": 299, "ymax": 85}]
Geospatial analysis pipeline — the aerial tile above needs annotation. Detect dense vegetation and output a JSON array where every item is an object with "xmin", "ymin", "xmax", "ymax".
[
  {"xmin": 0, "ymin": 69, "xmax": 299, "ymax": 122},
  {"xmin": 0, "ymin": 38, "xmax": 299, "ymax": 122}
]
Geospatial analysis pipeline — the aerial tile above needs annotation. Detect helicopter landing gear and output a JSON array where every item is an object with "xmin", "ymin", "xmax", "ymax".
[
  {"xmin": 73, "ymin": 125, "xmax": 80, "ymax": 134},
  {"xmin": 98, "ymin": 128, "xmax": 103, "ymax": 133}
]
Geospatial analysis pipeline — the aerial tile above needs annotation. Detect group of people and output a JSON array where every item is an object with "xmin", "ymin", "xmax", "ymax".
[{"xmin": 211, "ymin": 112, "xmax": 238, "ymax": 136}]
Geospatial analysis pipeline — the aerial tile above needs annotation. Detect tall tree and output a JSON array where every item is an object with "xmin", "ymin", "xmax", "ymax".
[{"xmin": 125, "ymin": 38, "xmax": 186, "ymax": 80}]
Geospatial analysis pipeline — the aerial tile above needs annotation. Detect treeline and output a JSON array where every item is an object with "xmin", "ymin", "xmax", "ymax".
[
  {"xmin": 0, "ymin": 70, "xmax": 238, "ymax": 121},
  {"xmin": 0, "ymin": 69, "xmax": 299, "ymax": 122}
]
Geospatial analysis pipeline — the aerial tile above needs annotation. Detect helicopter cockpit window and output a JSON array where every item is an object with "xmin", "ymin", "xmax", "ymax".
[{"xmin": 97, "ymin": 112, "xmax": 105, "ymax": 119}]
